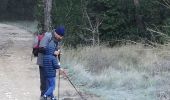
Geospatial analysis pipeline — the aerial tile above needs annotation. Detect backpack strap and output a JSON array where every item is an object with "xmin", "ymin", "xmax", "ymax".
[{"xmin": 37, "ymin": 34, "xmax": 45, "ymax": 48}]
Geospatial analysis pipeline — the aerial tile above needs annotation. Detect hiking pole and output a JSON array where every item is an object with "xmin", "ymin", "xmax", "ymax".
[
  {"xmin": 57, "ymin": 62, "xmax": 60, "ymax": 100},
  {"xmin": 57, "ymin": 53, "xmax": 61, "ymax": 100},
  {"xmin": 62, "ymin": 71, "xmax": 86, "ymax": 100},
  {"xmin": 57, "ymin": 51, "xmax": 85, "ymax": 100},
  {"xmin": 31, "ymin": 53, "xmax": 33, "ymax": 61}
]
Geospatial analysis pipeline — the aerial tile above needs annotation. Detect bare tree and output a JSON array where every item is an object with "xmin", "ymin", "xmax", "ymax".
[
  {"xmin": 133, "ymin": 0, "xmax": 145, "ymax": 31},
  {"xmin": 80, "ymin": 0, "xmax": 103, "ymax": 46},
  {"xmin": 134, "ymin": 0, "xmax": 140, "ymax": 6},
  {"xmin": 160, "ymin": 0, "xmax": 170, "ymax": 9},
  {"xmin": 83, "ymin": 10, "xmax": 103, "ymax": 46},
  {"xmin": 43, "ymin": 0, "xmax": 53, "ymax": 32}
]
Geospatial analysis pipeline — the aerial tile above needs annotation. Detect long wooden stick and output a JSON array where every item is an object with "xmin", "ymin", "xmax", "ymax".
[{"xmin": 58, "ymin": 70, "xmax": 60, "ymax": 100}]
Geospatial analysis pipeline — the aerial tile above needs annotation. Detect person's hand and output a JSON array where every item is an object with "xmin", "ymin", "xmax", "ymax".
[
  {"xmin": 54, "ymin": 50, "xmax": 61, "ymax": 56},
  {"xmin": 59, "ymin": 68, "xmax": 67, "ymax": 77}
]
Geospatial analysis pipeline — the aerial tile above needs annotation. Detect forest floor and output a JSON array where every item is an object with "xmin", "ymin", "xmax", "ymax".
[{"xmin": 0, "ymin": 23, "xmax": 100, "ymax": 100}]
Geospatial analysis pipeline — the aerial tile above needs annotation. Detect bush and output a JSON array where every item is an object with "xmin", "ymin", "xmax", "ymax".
[{"xmin": 61, "ymin": 44, "xmax": 170, "ymax": 100}]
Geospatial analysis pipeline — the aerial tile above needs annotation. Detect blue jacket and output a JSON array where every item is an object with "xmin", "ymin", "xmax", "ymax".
[
  {"xmin": 43, "ymin": 40, "xmax": 60, "ymax": 78},
  {"xmin": 37, "ymin": 31, "xmax": 61, "ymax": 66}
]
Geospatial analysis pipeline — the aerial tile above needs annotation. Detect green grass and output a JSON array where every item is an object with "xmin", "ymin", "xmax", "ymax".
[{"xmin": 61, "ymin": 45, "xmax": 170, "ymax": 100}]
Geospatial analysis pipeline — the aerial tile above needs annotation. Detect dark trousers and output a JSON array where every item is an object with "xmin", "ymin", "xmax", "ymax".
[{"xmin": 39, "ymin": 66, "xmax": 47, "ymax": 96}]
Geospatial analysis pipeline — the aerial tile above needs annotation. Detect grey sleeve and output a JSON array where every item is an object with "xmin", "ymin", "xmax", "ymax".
[
  {"xmin": 33, "ymin": 36, "xmax": 38, "ymax": 48},
  {"xmin": 39, "ymin": 32, "xmax": 52, "ymax": 48},
  {"xmin": 56, "ymin": 41, "xmax": 63, "ymax": 50}
]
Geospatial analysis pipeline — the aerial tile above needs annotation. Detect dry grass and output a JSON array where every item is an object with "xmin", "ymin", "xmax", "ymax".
[
  {"xmin": 61, "ymin": 44, "xmax": 170, "ymax": 100},
  {"xmin": 2, "ymin": 21, "xmax": 169, "ymax": 100}
]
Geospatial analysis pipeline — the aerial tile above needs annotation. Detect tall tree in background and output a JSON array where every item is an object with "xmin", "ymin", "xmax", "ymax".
[
  {"xmin": 52, "ymin": 0, "xmax": 85, "ymax": 46},
  {"xmin": 133, "ymin": 0, "xmax": 145, "ymax": 31},
  {"xmin": 83, "ymin": 0, "xmax": 103, "ymax": 46},
  {"xmin": 35, "ymin": 0, "xmax": 44, "ymax": 31},
  {"xmin": 1, "ymin": 0, "xmax": 170, "ymax": 46},
  {"xmin": 43, "ymin": 0, "xmax": 53, "ymax": 31},
  {"xmin": 35, "ymin": 0, "xmax": 53, "ymax": 32},
  {"xmin": 34, "ymin": 0, "xmax": 170, "ymax": 46}
]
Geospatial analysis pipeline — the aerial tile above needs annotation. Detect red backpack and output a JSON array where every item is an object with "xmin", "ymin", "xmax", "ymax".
[{"xmin": 32, "ymin": 33, "xmax": 45, "ymax": 57}]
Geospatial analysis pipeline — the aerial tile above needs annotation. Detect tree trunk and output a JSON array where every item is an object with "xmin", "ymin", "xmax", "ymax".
[
  {"xmin": 43, "ymin": 0, "xmax": 53, "ymax": 32},
  {"xmin": 133, "ymin": 0, "xmax": 145, "ymax": 31},
  {"xmin": 96, "ymin": 17, "xmax": 100, "ymax": 46},
  {"xmin": 92, "ymin": 31, "xmax": 95, "ymax": 46},
  {"xmin": 134, "ymin": 0, "xmax": 139, "ymax": 7}
]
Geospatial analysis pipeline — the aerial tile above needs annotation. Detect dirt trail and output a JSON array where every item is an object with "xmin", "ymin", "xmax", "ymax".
[{"xmin": 0, "ymin": 23, "xmax": 99, "ymax": 100}]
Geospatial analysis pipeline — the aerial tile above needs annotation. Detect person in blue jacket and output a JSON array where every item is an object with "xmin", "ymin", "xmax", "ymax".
[
  {"xmin": 42, "ymin": 27, "xmax": 65, "ymax": 100},
  {"xmin": 35, "ymin": 26, "xmax": 65, "ymax": 100}
]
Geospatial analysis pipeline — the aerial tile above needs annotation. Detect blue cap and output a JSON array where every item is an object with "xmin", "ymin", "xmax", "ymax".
[{"xmin": 55, "ymin": 26, "xmax": 65, "ymax": 36}]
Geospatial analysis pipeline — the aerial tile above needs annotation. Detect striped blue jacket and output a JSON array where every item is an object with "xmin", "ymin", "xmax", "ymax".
[{"xmin": 43, "ymin": 40, "xmax": 60, "ymax": 78}]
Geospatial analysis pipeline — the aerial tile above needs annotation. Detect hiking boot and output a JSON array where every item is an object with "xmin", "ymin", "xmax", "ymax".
[
  {"xmin": 42, "ymin": 95, "xmax": 47, "ymax": 100},
  {"xmin": 51, "ymin": 97, "xmax": 57, "ymax": 100},
  {"xmin": 40, "ymin": 96, "xmax": 44, "ymax": 100}
]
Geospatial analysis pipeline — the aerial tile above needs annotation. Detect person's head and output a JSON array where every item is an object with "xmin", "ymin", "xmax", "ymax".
[{"xmin": 54, "ymin": 26, "xmax": 65, "ymax": 41}]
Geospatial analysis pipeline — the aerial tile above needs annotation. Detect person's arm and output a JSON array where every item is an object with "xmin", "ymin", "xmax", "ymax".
[
  {"xmin": 54, "ymin": 50, "xmax": 61, "ymax": 56},
  {"xmin": 54, "ymin": 41, "xmax": 62, "ymax": 57},
  {"xmin": 52, "ymin": 56, "xmax": 66, "ymax": 75},
  {"xmin": 52, "ymin": 56, "xmax": 60, "ymax": 69},
  {"xmin": 39, "ymin": 33, "xmax": 52, "ymax": 53},
  {"xmin": 33, "ymin": 36, "xmax": 38, "ymax": 48}
]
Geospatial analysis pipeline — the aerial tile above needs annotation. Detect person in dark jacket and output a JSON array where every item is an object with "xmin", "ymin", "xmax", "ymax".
[
  {"xmin": 35, "ymin": 26, "xmax": 65, "ymax": 99},
  {"xmin": 42, "ymin": 39, "xmax": 60, "ymax": 100}
]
